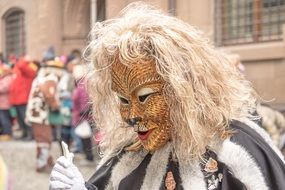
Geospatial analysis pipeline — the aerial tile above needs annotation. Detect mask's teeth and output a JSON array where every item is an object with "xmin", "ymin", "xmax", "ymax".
[
  {"xmin": 139, "ymin": 125, "xmax": 148, "ymax": 132},
  {"xmin": 134, "ymin": 125, "xmax": 139, "ymax": 132}
]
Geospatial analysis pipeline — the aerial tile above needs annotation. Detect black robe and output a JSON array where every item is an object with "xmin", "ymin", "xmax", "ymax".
[{"xmin": 85, "ymin": 120, "xmax": 285, "ymax": 190}]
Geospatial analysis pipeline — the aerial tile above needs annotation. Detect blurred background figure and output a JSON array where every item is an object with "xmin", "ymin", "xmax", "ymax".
[
  {"xmin": 229, "ymin": 53, "xmax": 285, "ymax": 155},
  {"xmin": 66, "ymin": 57, "xmax": 84, "ymax": 154},
  {"xmin": 0, "ymin": 64, "xmax": 13, "ymax": 141},
  {"xmin": 257, "ymin": 104, "xmax": 285, "ymax": 149},
  {"xmin": 57, "ymin": 55, "xmax": 75, "ymax": 150},
  {"xmin": 42, "ymin": 46, "xmax": 55, "ymax": 63},
  {"xmin": 25, "ymin": 54, "xmax": 67, "ymax": 172},
  {"xmin": 72, "ymin": 64, "xmax": 94, "ymax": 165},
  {"xmin": 9, "ymin": 56, "xmax": 38, "ymax": 141}
]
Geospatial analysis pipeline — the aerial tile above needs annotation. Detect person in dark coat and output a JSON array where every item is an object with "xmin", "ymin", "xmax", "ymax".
[{"xmin": 49, "ymin": 2, "xmax": 285, "ymax": 190}]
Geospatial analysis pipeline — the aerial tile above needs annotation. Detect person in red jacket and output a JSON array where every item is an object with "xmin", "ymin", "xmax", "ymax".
[
  {"xmin": 9, "ymin": 56, "xmax": 38, "ymax": 140},
  {"xmin": 0, "ymin": 64, "xmax": 13, "ymax": 141}
]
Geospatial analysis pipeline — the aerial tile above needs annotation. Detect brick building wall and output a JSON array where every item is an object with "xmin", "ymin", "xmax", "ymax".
[
  {"xmin": 0, "ymin": 0, "xmax": 284, "ymax": 105},
  {"xmin": 0, "ymin": 0, "xmax": 90, "ymax": 60}
]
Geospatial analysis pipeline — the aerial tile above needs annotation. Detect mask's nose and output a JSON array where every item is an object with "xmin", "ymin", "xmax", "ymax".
[{"xmin": 126, "ymin": 117, "xmax": 142, "ymax": 126}]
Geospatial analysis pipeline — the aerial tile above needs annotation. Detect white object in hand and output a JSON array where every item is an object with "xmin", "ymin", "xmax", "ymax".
[
  {"xmin": 49, "ymin": 141, "xmax": 87, "ymax": 190},
  {"xmin": 62, "ymin": 141, "xmax": 73, "ymax": 162}
]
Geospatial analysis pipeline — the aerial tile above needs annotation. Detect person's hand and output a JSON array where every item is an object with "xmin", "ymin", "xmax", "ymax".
[{"xmin": 49, "ymin": 155, "xmax": 86, "ymax": 190}]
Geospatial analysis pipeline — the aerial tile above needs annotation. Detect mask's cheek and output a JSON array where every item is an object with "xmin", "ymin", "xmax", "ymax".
[
  {"xmin": 143, "ymin": 94, "xmax": 170, "ymax": 120},
  {"xmin": 141, "ymin": 121, "xmax": 172, "ymax": 151},
  {"xmin": 119, "ymin": 106, "xmax": 129, "ymax": 121}
]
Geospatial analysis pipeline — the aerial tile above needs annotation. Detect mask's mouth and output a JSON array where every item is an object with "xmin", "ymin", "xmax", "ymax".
[
  {"xmin": 138, "ymin": 130, "xmax": 148, "ymax": 135},
  {"xmin": 132, "ymin": 123, "xmax": 155, "ymax": 141},
  {"xmin": 137, "ymin": 128, "xmax": 154, "ymax": 141}
]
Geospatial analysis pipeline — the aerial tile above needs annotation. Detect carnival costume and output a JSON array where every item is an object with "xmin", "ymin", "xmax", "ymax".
[
  {"xmin": 26, "ymin": 59, "xmax": 67, "ymax": 172},
  {"xmin": 49, "ymin": 2, "xmax": 285, "ymax": 190}
]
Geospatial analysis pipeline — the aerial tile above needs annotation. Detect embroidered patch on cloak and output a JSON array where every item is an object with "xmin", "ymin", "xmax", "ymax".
[
  {"xmin": 204, "ymin": 157, "xmax": 218, "ymax": 173},
  {"xmin": 200, "ymin": 150, "xmax": 224, "ymax": 190},
  {"xmin": 165, "ymin": 171, "xmax": 176, "ymax": 190}
]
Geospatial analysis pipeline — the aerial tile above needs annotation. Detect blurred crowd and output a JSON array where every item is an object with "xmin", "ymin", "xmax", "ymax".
[
  {"xmin": 0, "ymin": 47, "xmax": 96, "ymax": 173},
  {"xmin": 229, "ymin": 54, "xmax": 285, "ymax": 154}
]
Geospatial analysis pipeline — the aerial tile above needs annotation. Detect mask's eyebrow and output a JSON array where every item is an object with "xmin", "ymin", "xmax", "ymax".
[
  {"xmin": 129, "ymin": 75, "xmax": 163, "ymax": 92},
  {"xmin": 137, "ymin": 87, "xmax": 155, "ymax": 97}
]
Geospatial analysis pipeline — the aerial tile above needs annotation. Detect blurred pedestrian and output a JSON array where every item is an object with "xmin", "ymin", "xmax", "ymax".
[
  {"xmin": 228, "ymin": 53, "xmax": 285, "ymax": 150},
  {"xmin": 41, "ymin": 46, "xmax": 59, "ymax": 141},
  {"xmin": 57, "ymin": 55, "xmax": 75, "ymax": 150},
  {"xmin": 42, "ymin": 46, "xmax": 55, "ymax": 63},
  {"xmin": 9, "ymin": 56, "xmax": 38, "ymax": 140},
  {"xmin": 0, "ymin": 64, "xmax": 13, "ymax": 141},
  {"xmin": 257, "ymin": 104, "xmax": 285, "ymax": 148},
  {"xmin": 26, "ymin": 58, "xmax": 67, "ymax": 172},
  {"xmin": 72, "ymin": 64, "xmax": 94, "ymax": 164},
  {"xmin": 66, "ymin": 57, "xmax": 83, "ymax": 153}
]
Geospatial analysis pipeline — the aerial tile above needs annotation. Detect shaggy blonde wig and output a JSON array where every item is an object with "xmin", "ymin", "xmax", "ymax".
[{"xmin": 86, "ymin": 2, "xmax": 257, "ymax": 164}]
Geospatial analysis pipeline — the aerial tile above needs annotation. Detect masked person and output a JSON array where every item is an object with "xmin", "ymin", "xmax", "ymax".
[{"xmin": 49, "ymin": 2, "xmax": 285, "ymax": 190}]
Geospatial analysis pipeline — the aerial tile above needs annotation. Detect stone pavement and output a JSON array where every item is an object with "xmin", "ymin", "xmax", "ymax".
[{"xmin": 0, "ymin": 140, "xmax": 100, "ymax": 190}]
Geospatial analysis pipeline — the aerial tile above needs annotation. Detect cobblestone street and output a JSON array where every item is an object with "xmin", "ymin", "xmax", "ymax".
[{"xmin": 0, "ymin": 140, "xmax": 99, "ymax": 190}]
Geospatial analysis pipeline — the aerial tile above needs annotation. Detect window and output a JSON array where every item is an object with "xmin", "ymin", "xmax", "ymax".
[
  {"xmin": 4, "ymin": 9, "xmax": 26, "ymax": 57},
  {"xmin": 168, "ymin": 0, "xmax": 176, "ymax": 16},
  {"xmin": 97, "ymin": 0, "xmax": 106, "ymax": 22},
  {"xmin": 215, "ymin": 0, "xmax": 285, "ymax": 46}
]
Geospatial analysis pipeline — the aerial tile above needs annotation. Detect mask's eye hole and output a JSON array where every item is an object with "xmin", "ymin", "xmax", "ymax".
[
  {"xmin": 137, "ymin": 87, "xmax": 155, "ymax": 103},
  {"xmin": 138, "ymin": 94, "xmax": 151, "ymax": 103},
  {"xmin": 117, "ymin": 95, "xmax": 129, "ymax": 105}
]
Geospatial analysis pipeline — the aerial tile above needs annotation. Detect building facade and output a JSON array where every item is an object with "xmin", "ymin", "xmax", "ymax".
[
  {"xmin": 0, "ymin": 0, "xmax": 91, "ymax": 60},
  {"xmin": 0, "ymin": 0, "xmax": 284, "ymax": 106},
  {"xmin": 104, "ymin": 0, "xmax": 285, "ymax": 107}
]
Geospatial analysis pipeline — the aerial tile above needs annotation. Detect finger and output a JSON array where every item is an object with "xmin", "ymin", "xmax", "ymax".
[
  {"xmin": 49, "ymin": 180, "xmax": 72, "ymax": 189},
  {"xmin": 67, "ymin": 152, "xmax": 74, "ymax": 163},
  {"xmin": 61, "ymin": 141, "xmax": 70, "ymax": 158},
  {"xmin": 53, "ymin": 163, "xmax": 75, "ymax": 178},
  {"xmin": 57, "ymin": 156, "xmax": 72, "ymax": 168},
  {"xmin": 50, "ymin": 170, "xmax": 74, "ymax": 185}
]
